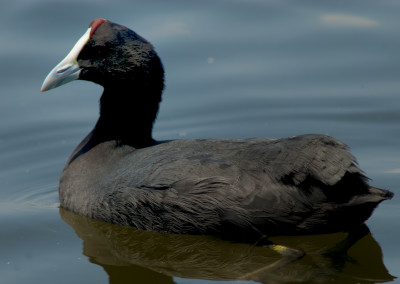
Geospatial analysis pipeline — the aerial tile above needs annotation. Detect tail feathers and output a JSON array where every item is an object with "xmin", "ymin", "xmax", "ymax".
[
  {"xmin": 368, "ymin": 187, "xmax": 394, "ymax": 201},
  {"xmin": 349, "ymin": 187, "xmax": 394, "ymax": 206},
  {"xmin": 342, "ymin": 186, "xmax": 394, "ymax": 229},
  {"xmin": 297, "ymin": 186, "xmax": 393, "ymax": 234}
]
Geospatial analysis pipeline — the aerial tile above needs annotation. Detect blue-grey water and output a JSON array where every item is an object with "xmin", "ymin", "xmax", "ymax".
[{"xmin": 1, "ymin": 0, "xmax": 399, "ymax": 283}]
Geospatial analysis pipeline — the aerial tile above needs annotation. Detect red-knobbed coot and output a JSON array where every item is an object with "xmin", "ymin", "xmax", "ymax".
[{"xmin": 41, "ymin": 19, "xmax": 393, "ymax": 242}]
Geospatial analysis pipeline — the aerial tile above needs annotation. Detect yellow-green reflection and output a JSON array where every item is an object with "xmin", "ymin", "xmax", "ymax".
[{"xmin": 60, "ymin": 208, "xmax": 394, "ymax": 284}]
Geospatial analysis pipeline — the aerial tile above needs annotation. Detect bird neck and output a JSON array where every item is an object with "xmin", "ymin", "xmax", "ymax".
[{"xmin": 91, "ymin": 84, "xmax": 161, "ymax": 149}]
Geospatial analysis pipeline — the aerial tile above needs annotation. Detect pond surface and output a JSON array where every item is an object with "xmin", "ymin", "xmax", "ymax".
[{"xmin": 1, "ymin": 0, "xmax": 399, "ymax": 283}]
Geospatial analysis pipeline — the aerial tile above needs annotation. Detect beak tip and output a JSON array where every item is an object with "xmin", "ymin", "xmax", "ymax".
[
  {"xmin": 40, "ymin": 64, "xmax": 81, "ymax": 93},
  {"xmin": 40, "ymin": 78, "xmax": 53, "ymax": 92}
]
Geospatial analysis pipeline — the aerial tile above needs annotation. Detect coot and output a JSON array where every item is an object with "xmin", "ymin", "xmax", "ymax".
[{"xmin": 41, "ymin": 18, "xmax": 393, "ymax": 242}]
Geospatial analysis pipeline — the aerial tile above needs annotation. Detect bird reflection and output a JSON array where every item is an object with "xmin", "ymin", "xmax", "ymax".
[{"xmin": 60, "ymin": 208, "xmax": 394, "ymax": 284}]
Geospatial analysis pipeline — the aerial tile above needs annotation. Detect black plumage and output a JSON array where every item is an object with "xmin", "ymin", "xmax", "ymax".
[{"xmin": 42, "ymin": 19, "xmax": 393, "ymax": 242}]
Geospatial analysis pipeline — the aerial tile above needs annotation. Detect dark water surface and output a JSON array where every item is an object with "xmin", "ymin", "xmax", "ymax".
[{"xmin": 1, "ymin": 0, "xmax": 399, "ymax": 283}]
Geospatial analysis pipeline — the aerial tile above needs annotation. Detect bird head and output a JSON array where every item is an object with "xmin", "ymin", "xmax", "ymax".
[{"xmin": 41, "ymin": 18, "xmax": 164, "ymax": 92}]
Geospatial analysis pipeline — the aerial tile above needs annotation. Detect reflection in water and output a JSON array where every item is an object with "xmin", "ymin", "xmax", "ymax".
[{"xmin": 60, "ymin": 208, "xmax": 394, "ymax": 284}]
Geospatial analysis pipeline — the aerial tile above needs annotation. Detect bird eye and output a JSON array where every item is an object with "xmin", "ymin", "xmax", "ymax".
[{"xmin": 84, "ymin": 45, "xmax": 105, "ymax": 59}]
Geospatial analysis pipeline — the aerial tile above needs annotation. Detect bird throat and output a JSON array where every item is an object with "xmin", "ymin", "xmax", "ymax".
[{"xmin": 93, "ymin": 86, "xmax": 158, "ymax": 149}]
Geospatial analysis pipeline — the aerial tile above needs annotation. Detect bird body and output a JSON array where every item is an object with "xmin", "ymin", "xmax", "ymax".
[
  {"xmin": 60, "ymin": 132, "xmax": 390, "ymax": 240},
  {"xmin": 41, "ymin": 19, "xmax": 393, "ymax": 241}
]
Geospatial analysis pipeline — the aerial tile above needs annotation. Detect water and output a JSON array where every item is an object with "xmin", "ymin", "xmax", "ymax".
[{"xmin": 1, "ymin": 0, "xmax": 399, "ymax": 283}]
